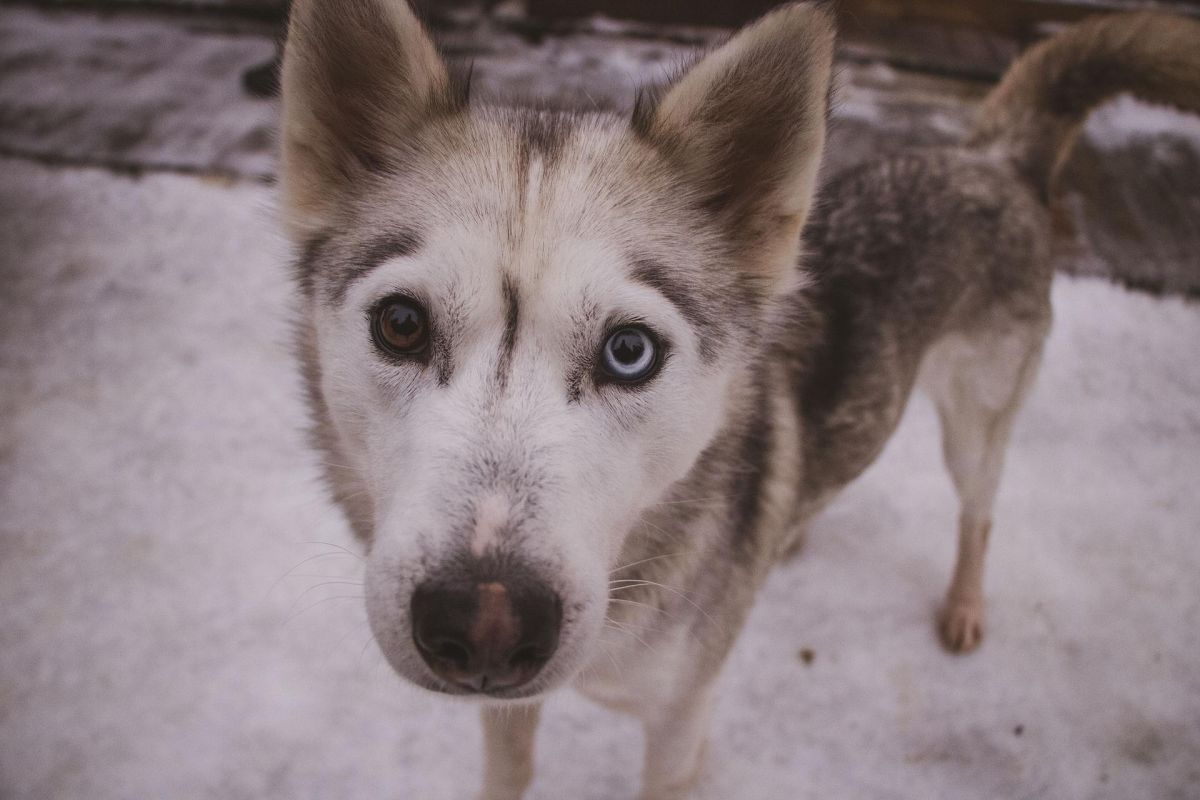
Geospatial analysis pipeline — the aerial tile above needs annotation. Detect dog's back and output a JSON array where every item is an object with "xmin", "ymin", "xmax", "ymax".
[
  {"xmin": 773, "ymin": 10, "xmax": 1200, "ymax": 650},
  {"xmin": 790, "ymin": 10, "xmax": 1200, "ymax": 513},
  {"xmin": 791, "ymin": 150, "xmax": 1050, "ymax": 509}
]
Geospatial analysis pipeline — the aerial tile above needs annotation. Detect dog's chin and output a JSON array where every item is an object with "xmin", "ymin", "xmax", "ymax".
[
  {"xmin": 390, "ymin": 655, "xmax": 580, "ymax": 704},
  {"xmin": 414, "ymin": 676, "xmax": 556, "ymax": 703}
]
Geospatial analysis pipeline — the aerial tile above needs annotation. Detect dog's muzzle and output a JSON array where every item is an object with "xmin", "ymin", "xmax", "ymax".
[{"xmin": 411, "ymin": 576, "xmax": 561, "ymax": 694}]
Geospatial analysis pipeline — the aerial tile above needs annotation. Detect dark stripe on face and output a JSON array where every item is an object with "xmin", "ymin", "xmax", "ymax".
[
  {"xmin": 294, "ymin": 234, "xmax": 331, "ymax": 296},
  {"xmin": 564, "ymin": 298, "xmax": 601, "ymax": 403},
  {"xmin": 328, "ymin": 229, "xmax": 424, "ymax": 304},
  {"xmin": 728, "ymin": 373, "xmax": 773, "ymax": 564},
  {"xmin": 496, "ymin": 274, "xmax": 520, "ymax": 388},
  {"xmin": 518, "ymin": 111, "xmax": 571, "ymax": 171},
  {"xmin": 630, "ymin": 259, "xmax": 720, "ymax": 362},
  {"xmin": 513, "ymin": 111, "xmax": 575, "ymax": 220}
]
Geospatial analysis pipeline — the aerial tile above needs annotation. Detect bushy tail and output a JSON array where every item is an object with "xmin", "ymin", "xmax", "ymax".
[{"xmin": 966, "ymin": 11, "xmax": 1200, "ymax": 199}]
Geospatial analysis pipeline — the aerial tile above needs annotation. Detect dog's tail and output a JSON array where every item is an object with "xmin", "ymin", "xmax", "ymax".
[{"xmin": 965, "ymin": 11, "xmax": 1200, "ymax": 199}]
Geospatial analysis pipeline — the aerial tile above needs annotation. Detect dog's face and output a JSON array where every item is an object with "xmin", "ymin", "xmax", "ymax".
[{"xmin": 281, "ymin": 0, "xmax": 833, "ymax": 700}]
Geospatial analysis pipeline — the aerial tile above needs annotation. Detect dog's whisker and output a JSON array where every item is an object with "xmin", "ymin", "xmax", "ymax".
[
  {"xmin": 608, "ymin": 596, "xmax": 666, "ymax": 612},
  {"xmin": 286, "ymin": 574, "xmax": 363, "ymax": 581},
  {"xmin": 648, "ymin": 495, "xmax": 732, "ymax": 508},
  {"xmin": 581, "ymin": 633, "xmax": 628, "ymax": 685},
  {"xmin": 300, "ymin": 540, "xmax": 364, "ymax": 561},
  {"xmin": 603, "ymin": 619, "xmax": 659, "ymax": 656},
  {"xmin": 262, "ymin": 551, "xmax": 364, "ymax": 601},
  {"xmin": 607, "ymin": 597, "xmax": 671, "ymax": 622},
  {"xmin": 636, "ymin": 518, "xmax": 693, "ymax": 544},
  {"xmin": 607, "ymin": 580, "xmax": 653, "ymax": 590},
  {"xmin": 286, "ymin": 580, "xmax": 368, "ymax": 615},
  {"xmin": 323, "ymin": 617, "xmax": 371, "ymax": 668},
  {"xmin": 609, "ymin": 552, "xmax": 685, "ymax": 575},
  {"xmin": 359, "ymin": 629, "xmax": 379, "ymax": 661},
  {"xmin": 608, "ymin": 579, "xmax": 720, "ymax": 630},
  {"xmin": 317, "ymin": 460, "xmax": 361, "ymax": 471},
  {"xmin": 327, "ymin": 488, "xmax": 369, "ymax": 504},
  {"xmin": 595, "ymin": 638, "xmax": 626, "ymax": 679},
  {"xmin": 282, "ymin": 594, "xmax": 367, "ymax": 627}
]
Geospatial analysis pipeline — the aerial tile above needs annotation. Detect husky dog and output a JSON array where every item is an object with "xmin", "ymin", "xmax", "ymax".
[{"xmin": 279, "ymin": 2, "xmax": 1200, "ymax": 796}]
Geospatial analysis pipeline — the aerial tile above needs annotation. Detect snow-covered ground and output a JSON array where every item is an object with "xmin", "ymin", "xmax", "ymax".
[{"xmin": 1, "ymin": 150, "xmax": 1198, "ymax": 800}]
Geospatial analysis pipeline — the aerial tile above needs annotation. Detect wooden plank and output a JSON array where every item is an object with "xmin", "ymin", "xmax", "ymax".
[
  {"xmin": 526, "ymin": 0, "xmax": 774, "ymax": 27},
  {"xmin": 529, "ymin": 0, "xmax": 1200, "ymax": 29},
  {"xmin": 527, "ymin": 0, "xmax": 1200, "ymax": 77}
]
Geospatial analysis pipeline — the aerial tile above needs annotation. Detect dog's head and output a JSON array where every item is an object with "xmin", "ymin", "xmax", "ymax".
[{"xmin": 280, "ymin": 0, "xmax": 833, "ymax": 700}]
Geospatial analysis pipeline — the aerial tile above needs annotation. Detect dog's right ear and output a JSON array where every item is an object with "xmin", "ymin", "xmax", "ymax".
[
  {"xmin": 633, "ymin": 3, "xmax": 835, "ymax": 294},
  {"xmin": 280, "ymin": 0, "xmax": 458, "ymax": 236}
]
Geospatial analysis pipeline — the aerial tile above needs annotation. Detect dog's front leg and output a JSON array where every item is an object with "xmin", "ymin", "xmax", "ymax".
[
  {"xmin": 638, "ymin": 683, "xmax": 715, "ymax": 800},
  {"xmin": 478, "ymin": 703, "xmax": 541, "ymax": 800}
]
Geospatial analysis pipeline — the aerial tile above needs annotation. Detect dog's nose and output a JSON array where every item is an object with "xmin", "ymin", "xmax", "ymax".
[{"xmin": 411, "ymin": 578, "xmax": 561, "ymax": 693}]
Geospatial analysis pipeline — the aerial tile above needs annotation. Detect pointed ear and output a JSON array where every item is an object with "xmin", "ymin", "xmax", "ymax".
[
  {"xmin": 280, "ymin": 0, "xmax": 460, "ymax": 235},
  {"xmin": 634, "ymin": 3, "xmax": 835, "ymax": 289}
]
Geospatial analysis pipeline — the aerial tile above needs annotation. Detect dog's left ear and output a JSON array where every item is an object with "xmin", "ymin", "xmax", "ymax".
[{"xmin": 634, "ymin": 3, "xmax": 835, "ymax": 290}]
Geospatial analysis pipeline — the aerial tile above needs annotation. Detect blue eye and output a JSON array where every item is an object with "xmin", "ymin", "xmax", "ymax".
[{"xmin": 600, "ymin": 327, "xmax": 659, "ymax": 383}]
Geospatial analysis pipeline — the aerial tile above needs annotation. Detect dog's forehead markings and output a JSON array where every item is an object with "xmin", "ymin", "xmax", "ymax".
[
  {"xmin": 294, "ymin": 232, "xmax": 329, "ymax": 297},
  {"xmin": 630, "ymin": 258, "xmax": 722, "ymax": 361},
  {"xmin": 495, "ymin": 273, "xmax": 520, "ymax": 388},
  {"xmin": 506, "ymin": 124, "xmax": 564, "ymax": 286},
  {"xmin": 325, "ymin": 228, "xmax": 424, "ymax": 305},
  {"xmin": 495, "ymin": 147, "xmax": 589, "ymax": 325},
  {"xmin": 522, "ymin": 157, "xmax": 545, "ymax": 237}
]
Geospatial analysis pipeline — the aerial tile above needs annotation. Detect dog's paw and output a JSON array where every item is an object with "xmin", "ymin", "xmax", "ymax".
[{"xmin": 938, "ymin": 596, "xmax": 984, "ymax": 653}]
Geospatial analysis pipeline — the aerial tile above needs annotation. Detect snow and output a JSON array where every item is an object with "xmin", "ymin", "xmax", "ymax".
[
  {"xmin": 1061, "ymin": 94, "xmax": 1200, "ymax": 295},
  {"xmin": 1, "ymin": 144, "xmax": 1199, "ymax": 799},
  {"xmin": 1085, "ymin": 94, "xmax": 1200, "ymax": 151}
]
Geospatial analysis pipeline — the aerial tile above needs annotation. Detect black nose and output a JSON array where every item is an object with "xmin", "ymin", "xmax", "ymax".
[{"xmin": 411, "ymin": 578, "xmax": 561, "ymax": 693}]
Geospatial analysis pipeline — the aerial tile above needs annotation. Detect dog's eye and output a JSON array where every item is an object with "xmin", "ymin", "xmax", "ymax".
[
  {"xmin": 599, "ymin": 326, "xmax": 659, "ymax": 383},
  {"xmin": 372, "ymin": 296, "xmax": 430, "ymax": 357}
]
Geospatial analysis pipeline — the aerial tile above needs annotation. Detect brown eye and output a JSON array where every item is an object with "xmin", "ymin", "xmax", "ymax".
[{"xmin": 372, "ymin": 296, "xmax": 430, "ymax": 357}]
